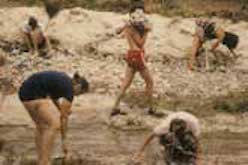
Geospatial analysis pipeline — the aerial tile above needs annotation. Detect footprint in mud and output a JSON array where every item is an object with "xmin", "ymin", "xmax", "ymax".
[
  {"xmin": 96, "ymin": 105, "xmax": 148, "ymax": 130},
  {"xmin": 109, "ymin": 115, "xmax": 147, "ymax": 130}
]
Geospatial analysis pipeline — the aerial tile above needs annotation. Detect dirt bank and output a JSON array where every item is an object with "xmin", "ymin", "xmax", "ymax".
[
  {"xmin": 0, "ymin": 0, "xmax": 248, "ymax": 20},
  {"xmin": 1, "ymin": 7, "xmax": 248, "ymax": 100}
]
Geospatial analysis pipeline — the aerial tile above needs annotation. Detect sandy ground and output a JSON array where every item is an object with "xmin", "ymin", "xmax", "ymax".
[{"xmin": 0, "ymin": 7, "xmax": 248, "ymax": 164}]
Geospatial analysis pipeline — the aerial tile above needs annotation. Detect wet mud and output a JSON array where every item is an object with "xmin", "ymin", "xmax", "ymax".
[{"xmin": 0, "ymin": 95, "xmax": 248, "ymax": 165}]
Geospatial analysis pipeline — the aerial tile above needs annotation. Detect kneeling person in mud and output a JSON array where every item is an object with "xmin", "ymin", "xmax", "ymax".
[
  {"xmin": 18, "ymin": 71, "xmax": 89, "ymax": 165},
  {"xmin": 21, "ymin": 16, "xmax": 51, "ymax": 56},
  {"xmin": 189, "ymin": 19, "xmax": 239, "ymax": 70},
  {"xmin": 111, "ymin": 4, "xmax": 154, "ymax": 116},
  {"xmin": 134, "ymin": 112, "xmax": 200, "ymax": 165}
]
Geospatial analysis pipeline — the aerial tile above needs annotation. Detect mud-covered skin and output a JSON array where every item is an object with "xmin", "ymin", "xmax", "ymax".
[
  {"xmin": 160, "ymin": 131, "xmax": 198, "ymax": 165},
  {"xmin": 157, "ymin": 118, "xmax": 198, "ymax": 165}
]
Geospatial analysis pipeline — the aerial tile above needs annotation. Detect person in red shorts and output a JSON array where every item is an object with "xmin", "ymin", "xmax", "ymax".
[{"xmin": 111, "ymin": 3, "xmax": 155, "ymax": 116}]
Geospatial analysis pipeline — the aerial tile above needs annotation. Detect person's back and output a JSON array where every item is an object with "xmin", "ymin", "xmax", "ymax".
[
  {"xmin": 160, "ymin": 131, "xmax": 198, "ymax": 165},
  {"xmin": 19, "ymin": 71, "xmax": 89, "ymax": 165},
  {"xmin": 134, "ymin": 112, "xmax": 200, "ymax": 165},
  {"xmin": 19, "ymin": 71, "xmax": 73, "ymax": 102},
  {"xmin": 189, "ymin": 19, "xmax": 239, "ymax": 70}
]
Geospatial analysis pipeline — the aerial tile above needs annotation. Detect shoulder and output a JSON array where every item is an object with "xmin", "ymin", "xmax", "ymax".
[
  {"xmin": 194, "ymin": 25, "xmax": 204, "ymax": 39},
  {"xmin": 154, "ymin": 112, "xmax": 200, "ymax": 137},
  {"xmin": 33, "ymin": 71, "xmax": 70, "ymax": 81},
  {"xmin": 215, "ymin": 26, "xmax": 225, "ymax": 40}
]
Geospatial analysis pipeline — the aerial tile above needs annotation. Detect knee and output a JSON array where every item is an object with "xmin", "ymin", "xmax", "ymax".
[
  {"xmin": 146, "ymin": 78, "xmax": 154, "ymax": 89},
  {"xmin": 50, "ymin": 120, "xmax": 61, "ymax": 131},
  {"xmin": 121, "ymin": 80, "xmax": 132, "ymax": 90},
  {"xmin": 38, "ymin": 120, "xmax": 60, "ymax": 132}
]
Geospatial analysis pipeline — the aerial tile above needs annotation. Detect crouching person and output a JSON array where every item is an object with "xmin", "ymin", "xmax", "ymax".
[
  {"xmin": 134, "ymin": 112, "xmax": 200, "ymax": 165},
  {"xmin": 18, "ymin": 71, "xmax": 89, "ymax": 165},
  {"xmin": 189, "ymin": 19, "xmax": 239, "ymax": 70},
  {"xmin": 21, "ymin": 16, "xmax": 51, "ymax": 56}
]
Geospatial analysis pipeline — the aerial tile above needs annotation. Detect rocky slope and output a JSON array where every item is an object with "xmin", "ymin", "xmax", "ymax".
[{"xmin": 1, "ymin": 7, "xmax": 248, "ymax": 100}]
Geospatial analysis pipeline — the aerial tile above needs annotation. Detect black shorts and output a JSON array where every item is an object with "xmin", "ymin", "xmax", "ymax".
[{"xmin": 222, "ymin": 32, "xmax": 239, "ymax": 50}]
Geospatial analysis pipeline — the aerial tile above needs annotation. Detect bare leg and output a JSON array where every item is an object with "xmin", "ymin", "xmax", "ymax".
[
  {"xmin": 205, "ymin": 48, "xmax": 210, "ymax": 70},
  {"xmin": 24, "ymin": 100, "xmax": 60, "ymax": 165},
  {"xmin": 139, "ymin": 67, "xmax": 154, "ymax": 111},
  {"xmin": 112, "ymin": 66, "xmax": 136, "ymax": 115},
  {"xmin": 35, "ymin": 128, "xmax": 42, "ymax": 163},
  {"xmin": 38, "ymin": 102, "xmax": 60, "ymax": 165},
  {"xmin": 38, "ymin": 125, "xmax": 58, "ymax": 165},
  {"xmin": 189, "ymin": 37, "xmax": 202, "ymax": 70},
  {"xmin": 230, "ymin": 49, "xmax": 238, "ymax": 58}
]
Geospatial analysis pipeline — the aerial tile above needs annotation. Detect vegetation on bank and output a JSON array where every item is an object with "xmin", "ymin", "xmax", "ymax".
[{"xmin": 0, "ymin": 0, "xmax": 248, "ymax": 20}]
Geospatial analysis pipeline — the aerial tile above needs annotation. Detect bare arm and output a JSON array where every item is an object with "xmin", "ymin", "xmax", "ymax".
[
  {"xmin": 211, "ymin": 28, "xmax": 225, "ymax": 51},
  {"xmin": 30, "ymin": 31, "xmax": 39, "ymax": 55},
  {"xmin": 116, "ymin": 23, "xmax": 128, "ymax": 35},
  {"xmin": 135, "ymin": 32, "xmax": 148, "ymax": 49},
  {"xmin": 132, "ymin": 22, "xmax": 151, "ymax": 49},
  {"xmin": 20, "ymin": 29, "xmax": 33, "ymax": 52},
  {"xmin": 189, "ymin": 35, "xmax": 202, "ymax": 70},
  {"xmin": 44, "ymin": 34, "xmax": 51, "ymax": 51},
  {"xmin": 134, "ymin": 133, "xmax": 156, "ymax": 162}
]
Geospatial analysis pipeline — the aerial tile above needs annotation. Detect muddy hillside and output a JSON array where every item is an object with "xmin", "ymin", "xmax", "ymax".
[{"xmin": 0, "ymin": 6, "xmax": 248, "ymax": 165}]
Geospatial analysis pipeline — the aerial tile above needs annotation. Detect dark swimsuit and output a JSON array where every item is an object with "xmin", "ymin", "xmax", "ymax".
[
  {"xmin": 19, "ymin": 71, "xmax": 74, "ymax": 102},
  {"xmin": 203, "ymin": 23, "xmax": 239, "ymax": 50}
]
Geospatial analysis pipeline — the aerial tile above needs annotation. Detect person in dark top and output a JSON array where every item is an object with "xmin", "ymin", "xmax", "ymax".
[
  {"xmin": 19, "ymin": 71, "xmax": 89, "ymax": 165},
  {"xmin": 189, "ymin": 19, "xmax": 239, "ymax": 70}
]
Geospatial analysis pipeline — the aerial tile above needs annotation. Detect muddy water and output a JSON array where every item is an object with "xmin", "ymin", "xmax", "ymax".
[{"xmin": 0, "ymin": 95, "xmax": 248, "ymax": 165}]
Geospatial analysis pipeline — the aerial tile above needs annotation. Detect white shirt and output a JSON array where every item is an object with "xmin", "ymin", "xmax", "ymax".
[
  {"xmin": 153, "ymin": 112, "xmax": 201, "ymax": 137},
  {"xmin": 22, "ymin": 21, "xmax": 44, "ymax": 34}
]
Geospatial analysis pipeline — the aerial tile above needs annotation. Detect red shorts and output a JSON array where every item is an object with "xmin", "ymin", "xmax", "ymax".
[{"xmin": 125, "ymin": 50, "xmax": 145, "ymax": 71}]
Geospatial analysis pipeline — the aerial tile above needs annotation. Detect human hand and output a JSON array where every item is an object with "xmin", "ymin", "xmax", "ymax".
[
  {"xmin": 62, "ymin": 141, "xmax": 69, "ymax": 157},
  {"xmin": 132, "ymin": 152, "xmax": 144, "ymax": 164}
]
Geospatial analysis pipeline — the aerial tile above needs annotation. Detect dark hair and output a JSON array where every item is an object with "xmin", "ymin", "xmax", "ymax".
[
  {"xmin": 28, "ymin": 16, "xmax": 38, "ymax": 30},
  {"xmin": 73, "ymin": 72, "xmax": 89, "ymax": 93},
  {"xmin": 169, "ymin": 119, "xmax": 187, "ymax": 133},
  {"xmin": 79, "ymin": 77, "xmax": 89, "ymax": 92},
  {"xmin": 129, "ymin": 2, "xmax": 144, "ymax": 14}
]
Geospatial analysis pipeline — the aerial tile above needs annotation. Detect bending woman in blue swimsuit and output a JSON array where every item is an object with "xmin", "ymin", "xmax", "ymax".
[{"xmin": 19, "ymin": 71, "xmax": 89, "ymax": 165}]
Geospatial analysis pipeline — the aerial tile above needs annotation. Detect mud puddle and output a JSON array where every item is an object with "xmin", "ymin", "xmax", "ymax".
[
  {"xmin": 0, "ymin": 122, "xmax": 248, "ymax": 165},
  {"xmin": 0, "ymin": 95, "xmax": 248, "ymax": 165}
]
